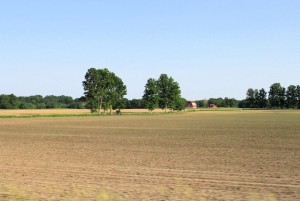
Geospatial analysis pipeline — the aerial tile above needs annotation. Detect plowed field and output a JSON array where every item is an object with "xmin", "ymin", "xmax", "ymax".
[{"xmin": 0, "ymin": 110, "xmax": 299, "ymax": 200}]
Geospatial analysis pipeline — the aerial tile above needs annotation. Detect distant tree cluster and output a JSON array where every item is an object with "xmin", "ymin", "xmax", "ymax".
[
  {"xmin": 143, "ymin": 74, "xmax": 186, "ymax": 113},
  {"xmin": 240, "ymin": 83, "xmax": 300, "ymax": 109},
  {"xmin": 0, "ymin": 94, "xmax": 151, "ymax": 110},
  {"xmin": 123, "ymin": 98, "xmax": 145, "ymax": 109},
  {"xmin": 0, "ymin": 94, "xmax": 84, "ymax": 109},
  {"xmin": 196, "ymin": 98, "xmax": 239, "ymax": 108}
]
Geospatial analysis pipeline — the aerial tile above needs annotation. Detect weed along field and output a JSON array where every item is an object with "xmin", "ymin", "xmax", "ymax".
[{"xmin": 0, "ymin": 110, "xmax": 299, "ymax": 200}]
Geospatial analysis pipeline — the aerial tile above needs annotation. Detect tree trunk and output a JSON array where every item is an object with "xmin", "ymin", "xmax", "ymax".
[
  {"xmin": 110, "ymin": 105, "xmax": 112, "ymax": 115},
  {"xmin": 98, "ymin": 98, "xmax": 103, "ymax": 115}
]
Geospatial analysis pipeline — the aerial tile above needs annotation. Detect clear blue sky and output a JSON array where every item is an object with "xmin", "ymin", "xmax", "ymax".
[{"xmin": 0, "ymin": 0, "xmax": 299, "ymax": 100}]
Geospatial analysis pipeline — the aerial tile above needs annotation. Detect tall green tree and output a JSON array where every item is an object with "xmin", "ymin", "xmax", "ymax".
[
  {"xmin": 157, "ymin": 74, "xmax": 181, "ymax": 112},
  {"xmin": 286, "ymin": 85, "xmax": 297, "ymax": 108},
  {"xmin": 280, "ymin": 87, "xmax": 286, "ymax": 109},
  {"xmin": 143, "ymin": 78, "xmax": 159, "ymax": 113},
  {"xmin": 245, "ymin": 88, "xmax": 255, "ymax": 108},
  {"xmin": 252, "ymin": 88, "xmax": 267, "ymax": 108},
  {"xmin": 108, "ymin": 74, "xmax": 127, "ymax": 114},
  {"xmin": 253, "ymin": 89, "xmax": 259, "ymax": 108},
  {"xmin": 268, "ymin": 83, "xmax": 283, "ymax": 109},
  {"xmin": 83, "ymin": 68, "xmax": 109, "ymax": 113},
  {"xmin": 82, "ymin": 68, "xmax": 127, "ymax": 114},
  {"xmin": 257, "ymin": 88, "xmax": 268, "ymax": 108}
]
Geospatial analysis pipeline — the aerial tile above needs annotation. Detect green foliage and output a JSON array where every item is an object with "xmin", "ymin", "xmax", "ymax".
[
  {"xmin": 112, "ymin": 98, "xmax": 127, "ymax": 113},
  {"xmin": 257, "ymin": 88, "xmax": 268, "ymax": 108},
  {"xmin": 238, "ymin": 99, "xmax": 246, "ymax": 108},
  {"xmin": 83, "ymin": 68, "xmax": 110, "ymax": 113},
  {"xmin": 82, "ymin": 68, "xmax": 127, "ymax": 114},
  {"xmin": 142, "ymin": 74, "xmax": 184, "ymax": 112},
  {"xmin": 207, "ymin": 97, "xmax": 239, "ymax": 108},
  {"xmin": 245, "ymin": 88, "xmax": 255, "ymax": 108},
  {"xmin": 242, "ymin": 86, "xmax": 272, "ymax": 109},
  {"xmin": 123, "ymin": 99, "xmax": 145, "ymax": 109},
  {"xmin": 208, "ymin": 98, "xmax": 222, "ymax": 107},
  {"xmin": 223, "ymin": 97, "xmax": 239, "ymax": 107},
  {"xmin": 268, "ymin": 83, "xmax": 284, "ymax": 109},
  {"xmin": 0, "ymin": 94, "xmax": 84, "ymax": 109},
  {"xmin": 196, "ymin": 99, "xmax": 208, "ymax": 108},
  {"xmin": 19, "ymin": 102, "xmax": 36, "ymax": 109},
  {"xmin": 108, "ymin": 74, "xmax": 127, "ymax": 113},
  {"xmin": 279, "ymin": 87, "xmax": 286, "ymax": 109},
  {"xmin": 172, "ymin": 97, "xmax": 186, "ymax": 111},
  {"xmin": 195, "ymin": 98, "xmax": 239, "ymax": 108},
  {"xmin": 252, "ymin": 88, "xmax": 268, "ymax": 109},
  {"xmin": 245, "ymin": 88, "xmax": 268, "ymax": 109},
  {"xmin": 241, "ymin": 83, "xmax": 300, "ymax": 109},
  {"xmin": 143, "ymin": 78, "xmax": 159, "ymax": 112},
  {"xmin": 157, "ymin": 74, "xmax": 182, "ymax": 112},
  {"xmin": 0, "ymin": 94, "xmax": 20, "ymax": 109},
  {"xmin": 286, "ymin": 85, "xmax": 298, "ymax": 108},
  {"xmin": 69, "ymin": 98, "xmax": 85, "ymax": 109}
]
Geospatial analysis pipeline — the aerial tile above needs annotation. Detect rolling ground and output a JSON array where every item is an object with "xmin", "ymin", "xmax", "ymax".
[{"xmin": 0, "ymin": 110, "xmax": 299, "ymax": 200}]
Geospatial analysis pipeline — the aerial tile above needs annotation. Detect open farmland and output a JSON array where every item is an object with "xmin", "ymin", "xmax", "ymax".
[
  {"xmin": 0, "ymin": 110, "xmax": 299, "ymax": 200},
  {"xmin": 0, "ymin": 109, "xmax": 167, "ymax": 117}
]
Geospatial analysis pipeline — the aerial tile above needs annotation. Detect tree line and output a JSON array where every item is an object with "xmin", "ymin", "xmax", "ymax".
[
  {"xmin": 0, "ymin": 94, "xmax": 152, "ymax": 110},
  {"xmin": 240, "ymin": 83, "xmax": 300, "ymax": 109},
  {"xmin": 1, "ymin": 68, "xmax": 299, "ymax": 111},
  {"xmin": 195, "ymin": 98, "xmax": 239, "ymax": 108},
  {"xmin": 0, "ymin": 94, "xmax": 84, "ymax": 109}
]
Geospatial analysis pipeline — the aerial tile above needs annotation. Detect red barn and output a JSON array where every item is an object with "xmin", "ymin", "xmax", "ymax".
[
  {"xmin": 209, "ymin": 104, "xmax": 217, "ymax": 108},
  {"xmin": 186, "ymin": 101, "xmax": 197, "ymax": 109}
]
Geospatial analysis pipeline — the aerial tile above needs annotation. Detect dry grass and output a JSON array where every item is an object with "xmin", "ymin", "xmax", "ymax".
[
  {"xmin": 0, "ymin": 109, "xmax": 169, "ymax": 117},
  {"xmin": 0, "ymin": 109, "xmax": 91, "ymax": 116},
  {"xmin": 0, "ymin": 110, "xmax": 299, "ymax": 200},
  {"xmin": 0, "ymin": 108, "xmax": 244, "ymax": 116}
]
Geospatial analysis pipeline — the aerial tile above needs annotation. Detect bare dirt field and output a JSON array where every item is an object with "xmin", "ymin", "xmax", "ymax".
[{"xmin": 0, "ymin": 110, "xmax": 299, "ymax": 200}]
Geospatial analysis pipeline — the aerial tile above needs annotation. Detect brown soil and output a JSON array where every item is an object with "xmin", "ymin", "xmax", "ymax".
[{"xmin": 0, "ymin": 111, "xmax": 299, "ymax": 200}]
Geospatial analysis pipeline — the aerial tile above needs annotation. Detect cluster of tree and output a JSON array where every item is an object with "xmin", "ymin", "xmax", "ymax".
[
  {"xmin": 195, "ymin": 97, "xmax": 239, "ymax": 108},
  {"xmin": 240, "ymin": 83, "xmax": 300, "ymax": 109},
  {"xmin": 0, "ymin": 94, "xmax": 84, "ymax": 109},
  {"xmin": 4, "ymin": 68, "xmax": 297, "ymax": 112},
  {"xmin": 143, "ymin": 74, "xmax": 186, "ymax": 113},
  {"xmin": 123, "ymin": 98, "xmax": 145, "ymax": 109},
  {"xmin": 82, "ymin": 68, "xmax": 127, "ymax": 114},
  {"xmin": 0, "ymin": 94, "xmax": 155, "ymax": 111}
]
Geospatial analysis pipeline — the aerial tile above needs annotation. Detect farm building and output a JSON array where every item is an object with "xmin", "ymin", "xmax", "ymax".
[
  {"xmin": 209, "ymin": 104, "xmax": 217, "ymax": 108},
  {"xmin": 186, "ymin": 101, "xmax": 197, "ymax": 109}
]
